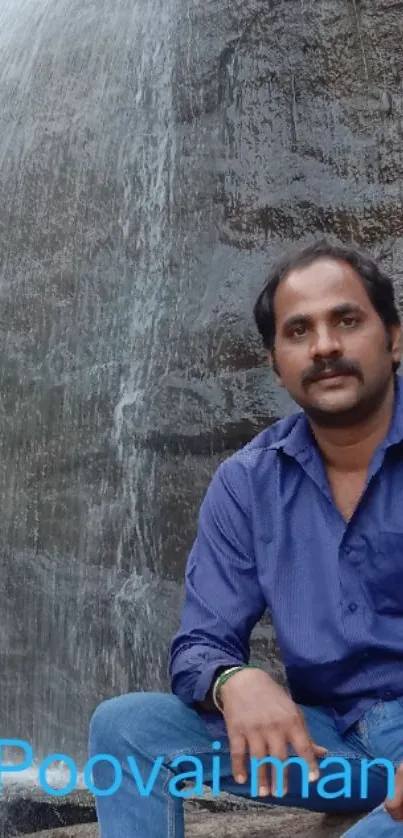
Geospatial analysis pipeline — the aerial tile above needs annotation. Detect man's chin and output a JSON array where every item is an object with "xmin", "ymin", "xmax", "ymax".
[
  {"xmin": 303, "ymin": 376, "xmax": 360, "ymax": 408},
  {"xmin": 303, "ymin": 393, "xmax": 364, "ymax": 425}
]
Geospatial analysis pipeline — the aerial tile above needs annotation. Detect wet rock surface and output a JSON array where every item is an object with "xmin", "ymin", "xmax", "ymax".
[
  {"xmin": 0, "ymin": 0, "xmax": 403, "ymax": 778},
  {"xmin": 0, "ymin": 789, "xmax": 95, "ymax": 837}
]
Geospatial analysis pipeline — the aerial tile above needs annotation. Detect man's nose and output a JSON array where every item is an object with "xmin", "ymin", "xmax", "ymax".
[{"xmin": 309, "ymin": 326, "xmax": 342, "ymax": 359}]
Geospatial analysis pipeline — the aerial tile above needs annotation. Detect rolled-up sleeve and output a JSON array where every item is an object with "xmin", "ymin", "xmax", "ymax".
[{"xmin": 168, "ymin": 456, "xmax": 266, "ymax": 705}]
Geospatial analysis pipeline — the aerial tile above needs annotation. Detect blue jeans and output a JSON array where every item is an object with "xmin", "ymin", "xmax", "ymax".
[{"xmin": 88, "ymin": 692, "xmax": 403, "ymax": 837}]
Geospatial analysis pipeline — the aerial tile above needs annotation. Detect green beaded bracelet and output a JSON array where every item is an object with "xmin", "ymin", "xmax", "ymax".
[{"xmin": 212, "ymin": 664, "xmax": 262, "ymax": 711}]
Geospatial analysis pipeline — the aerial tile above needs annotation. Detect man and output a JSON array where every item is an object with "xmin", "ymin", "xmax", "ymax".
[{"xmin": 89, "ymin": 239, "xmax": 403, "ymax": 837}]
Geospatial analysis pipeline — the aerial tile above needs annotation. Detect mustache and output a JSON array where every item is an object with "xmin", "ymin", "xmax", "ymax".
[{"xmin": 302, "ymin": 358, "xmax": 363, "ymax": 386}]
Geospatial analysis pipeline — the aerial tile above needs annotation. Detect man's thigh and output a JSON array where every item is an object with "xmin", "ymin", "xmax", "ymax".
[
  {"xmin": 200, "ymin": 703, "xmax": 389, "ymax": 814},
  {"xmin": 356, "ymin": 699, "xmax": 403, "ymax": 767}
]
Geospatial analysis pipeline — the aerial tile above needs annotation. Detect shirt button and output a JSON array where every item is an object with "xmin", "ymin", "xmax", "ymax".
[{"xmin": 348, "ymin": 602, "xmax": 358, "ymax": 612}]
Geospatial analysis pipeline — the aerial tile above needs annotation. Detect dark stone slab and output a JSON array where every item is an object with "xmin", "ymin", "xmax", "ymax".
[
  {"xmin": 0, "ymin": 789, "xmax": 94, "ymax": 837},
  {"xmin": 0, "ymin": 787, "xmax": 365, "ymax": 837},
  {"xmin": 20, "ymin": 807, "xmax": 364, "ymax": 838}
]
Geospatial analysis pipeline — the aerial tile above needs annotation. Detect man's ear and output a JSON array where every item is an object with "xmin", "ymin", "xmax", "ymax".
[{"xmin": 389, "ymin": 323, "xmax": 403, "ymax": 367}]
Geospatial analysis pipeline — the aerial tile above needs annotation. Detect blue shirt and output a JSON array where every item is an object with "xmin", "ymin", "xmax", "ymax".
[{"xmin": 168, "ymin": 373, "xmax": 403, "ymax": 734}]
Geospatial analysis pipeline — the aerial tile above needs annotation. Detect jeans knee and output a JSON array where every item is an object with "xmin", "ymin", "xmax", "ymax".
[
  {"xmin": 89, "ymin": 696, "xmax": 119, "ymax": 756},
  {"xmin": 88, "ymin": 691, "xmax": 181, "ymax": 758}
]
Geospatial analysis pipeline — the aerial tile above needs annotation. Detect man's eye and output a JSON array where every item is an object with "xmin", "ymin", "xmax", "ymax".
[
  {"xmin": 290, "ymin": 325, "xmax": 307, "ymax": 337},
  {"xmin": 341, "ymin": 316, "xmax": 358, "ymax": 327}
]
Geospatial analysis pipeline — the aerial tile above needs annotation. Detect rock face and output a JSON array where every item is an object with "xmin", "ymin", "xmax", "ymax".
[{"xmin": 0, "ymin": 0, "xmax": 402, "ymax": 775}]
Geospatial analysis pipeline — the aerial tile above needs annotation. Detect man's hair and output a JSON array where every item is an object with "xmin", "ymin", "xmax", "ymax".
[{"xmin": 253, "ymin": 238, "xmax": 401, "ymax": 372}]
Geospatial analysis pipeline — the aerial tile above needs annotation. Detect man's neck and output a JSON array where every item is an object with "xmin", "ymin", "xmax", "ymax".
[{"xmin": 307, "ymin": 377, "xmax": 396, "ymax": 473}]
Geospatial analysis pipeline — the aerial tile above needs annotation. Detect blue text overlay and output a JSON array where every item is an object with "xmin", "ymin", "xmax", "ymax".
[{"xmin": 0, "ymin": 739, "xmax": 397, "ymax": 799}]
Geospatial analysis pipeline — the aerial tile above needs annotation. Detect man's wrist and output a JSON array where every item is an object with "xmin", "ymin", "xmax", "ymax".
[
  {"xmin": 195, "ymin": 665, "xmax": 237, "ymax": 711},
  {"xmin": 212, "ymin": 666, "xmax": 245, "ymax": 711},
  {"xmin": 208, "ymin": 666, "xmax": 236, "ymax": 702},
  {"xmin": 213, "ymin": 663, "xmax": 264, "ymax": 711}
]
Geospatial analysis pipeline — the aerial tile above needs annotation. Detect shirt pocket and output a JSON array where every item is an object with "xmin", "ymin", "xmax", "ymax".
[{"xmin": 365, "ymin": 531, "xmax": 403, "ymax": 616}]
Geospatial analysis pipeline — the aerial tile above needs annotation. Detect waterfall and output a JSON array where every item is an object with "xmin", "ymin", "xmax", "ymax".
[{"xmin": 0, "ymin": 0, "xmax": 184, "ymax": 772}]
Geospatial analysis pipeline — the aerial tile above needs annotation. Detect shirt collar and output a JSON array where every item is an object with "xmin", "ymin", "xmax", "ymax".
[{"xmin": 268, "ymin": 373, "xmax": 403, "ymax": 459}]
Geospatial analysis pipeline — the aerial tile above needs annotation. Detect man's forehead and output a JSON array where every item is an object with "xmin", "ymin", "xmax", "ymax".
[{"xmin": 275, "ymin": 258, "xmax": 371, "ymax": 311}]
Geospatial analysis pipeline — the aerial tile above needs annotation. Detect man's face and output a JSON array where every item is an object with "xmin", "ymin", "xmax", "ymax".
[{"xmin": 270, "ymin": 258, "xmax": 402, "ymax": 423}]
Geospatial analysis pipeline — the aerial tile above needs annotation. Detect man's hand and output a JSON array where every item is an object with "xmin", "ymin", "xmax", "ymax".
[
  {"xmin": 219, "ymin": 667, "xmax": 327, "ymax": 797},
  {"xmin": 384, "ymin": 763, "xmax": 403, "ymax": 821}
]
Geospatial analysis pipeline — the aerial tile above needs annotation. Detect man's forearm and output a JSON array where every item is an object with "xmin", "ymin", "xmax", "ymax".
[{"xmin": 169, "ymin": 634, "xmax": 247, "ymax": 706}]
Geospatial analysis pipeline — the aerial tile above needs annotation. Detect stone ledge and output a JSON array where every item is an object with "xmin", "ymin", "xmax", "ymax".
[
  {"xmin": 1, "ymin": 786, "xmax": 364, "ymax": 836},
  {"xmin": 21, "ymin": 808, "xmax": 363, "ymax": 838}
]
